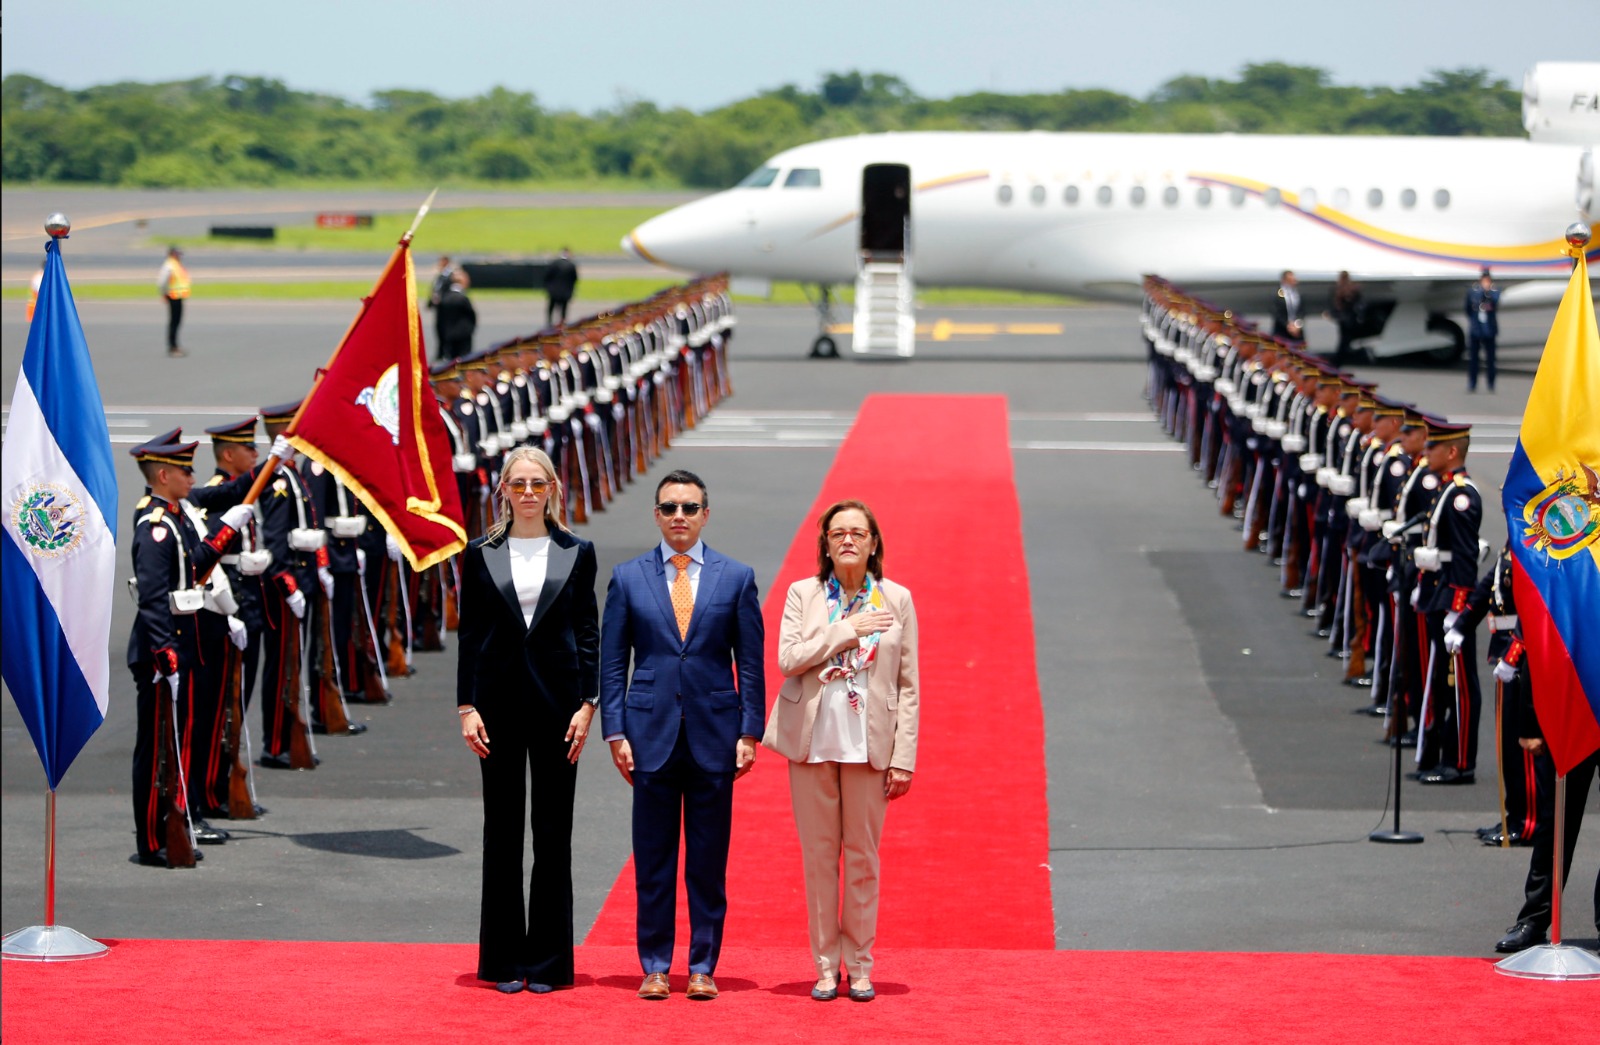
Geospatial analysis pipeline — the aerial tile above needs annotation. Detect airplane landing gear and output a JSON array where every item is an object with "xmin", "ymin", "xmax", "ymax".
[{"xmin": 804, "ymin": 284, "xmax": 841, "ymax": 358}]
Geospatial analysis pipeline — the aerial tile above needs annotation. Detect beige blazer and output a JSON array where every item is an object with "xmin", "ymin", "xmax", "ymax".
[{"xmin": 763, "ymin": 576, "xmax": 919, "ymax": 772}]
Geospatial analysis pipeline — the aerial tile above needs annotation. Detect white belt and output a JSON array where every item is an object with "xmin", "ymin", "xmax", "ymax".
[
  {"xmin": 1489, "ymin": 614, "xmax": 1519, "ymax": 632},
  {"xmin": 220, "ymin": 553, "xmax": 240, "ymax": 565}
]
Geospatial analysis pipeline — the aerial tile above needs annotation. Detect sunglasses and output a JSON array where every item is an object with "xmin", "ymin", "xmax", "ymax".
[
  {"xmin": 656, "ymin": 501, "xmax": 703, "ymax": 517},
  {"xmin": 505, "ymin": 478, "xmax": 553, "ymax": 495}
]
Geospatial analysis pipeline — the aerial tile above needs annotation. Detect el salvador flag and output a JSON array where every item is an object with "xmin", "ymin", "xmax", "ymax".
[{"xmin": 1, "ymin": 234, "xmax": 118, "ymax": 790}]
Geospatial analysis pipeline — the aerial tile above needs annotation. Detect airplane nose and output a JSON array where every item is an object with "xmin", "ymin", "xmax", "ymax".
[
  {"xmin": 623, "ymin": 196, "xmax": 733, "ymax": 271},
  {"xmin": 621, "ymin": 231, "xmax": 642, "ymax": 258}
]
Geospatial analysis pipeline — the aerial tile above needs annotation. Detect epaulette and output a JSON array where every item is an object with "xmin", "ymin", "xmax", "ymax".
[
  {"xmin": 205, "ymin": 475, "xmax": 223, "ymax": 487},
  {"xmin": 1453, "ymin": 474, "xmax": 1470, "ymax": 488},
  {"xmin": 1385, "ymin": 445, "xmax": 1403, "ymax": 458},
  {"xmin": 136, "ymin": 495, "xmax": 152, "ymax": 509},
  {"xmin": 140, "ymin": 507, "xmax": 166, "ymax": 525}
]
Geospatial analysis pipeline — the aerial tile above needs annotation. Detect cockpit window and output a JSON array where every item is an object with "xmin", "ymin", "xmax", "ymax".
[
  {"xmin": 737, "ymin": 166, "xmax": 779, "ymax": 188},
  {"xmin": 784, "ymin": 168, "xmax": 822, "ymax": 188}
]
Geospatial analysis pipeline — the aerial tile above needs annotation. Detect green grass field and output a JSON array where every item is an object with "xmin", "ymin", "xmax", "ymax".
[{"xmin": 162, "ymin": 207, "xmax": 668, "ymax": 257}]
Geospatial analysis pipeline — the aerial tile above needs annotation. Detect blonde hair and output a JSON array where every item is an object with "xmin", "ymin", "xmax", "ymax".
[{"xmin": 486, "ymin": 447, "xmax": 569, "ymax": 540}]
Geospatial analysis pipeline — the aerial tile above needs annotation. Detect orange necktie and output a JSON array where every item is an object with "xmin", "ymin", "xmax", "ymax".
[{"xmin": 670, "ymin": 553, "xmax": 693, "ymax": 640}]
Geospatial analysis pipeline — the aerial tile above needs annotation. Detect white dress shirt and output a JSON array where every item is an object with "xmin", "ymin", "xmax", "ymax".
[
  {"xmin": 508, "ymin": 536, "xmax": 551, "ymax": 626},
  {"xmin": 807, "ymin": 664, "xmax": 870, "ymax": 764}
]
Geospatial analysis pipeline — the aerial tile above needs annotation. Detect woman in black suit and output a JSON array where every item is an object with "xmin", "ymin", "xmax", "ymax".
[{"xmin": 457, "ymin": 447, "xmax": 599, "ymax": 994}]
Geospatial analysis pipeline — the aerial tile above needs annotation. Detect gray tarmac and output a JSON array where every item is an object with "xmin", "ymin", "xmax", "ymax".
[{"xmin": 3, "ymin": 270, "xmax": 1595, "ymax": 959}]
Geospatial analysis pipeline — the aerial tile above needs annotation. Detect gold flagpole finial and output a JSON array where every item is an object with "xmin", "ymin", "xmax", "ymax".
[{"xmin": 401, "ymin": 189, "xmax": 440, "ymax": 247}]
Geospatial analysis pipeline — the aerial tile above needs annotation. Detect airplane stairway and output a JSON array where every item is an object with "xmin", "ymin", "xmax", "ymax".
[{"xmin": 851, "ymin": 258, "xmax": 916, "ymax": 358}]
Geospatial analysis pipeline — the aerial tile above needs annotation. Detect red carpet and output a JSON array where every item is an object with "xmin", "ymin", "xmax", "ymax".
[
  {"xmin": 586, "ymin": 394, "xmax": 1056, "ymax": 956},
  {"xmin": 4, "ymin": 939, "xmax": 1593, "ymax": 1044}
]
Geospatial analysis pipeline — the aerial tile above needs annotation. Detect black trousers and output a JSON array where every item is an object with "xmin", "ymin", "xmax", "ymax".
[
  {"xmin": 1421, "ymin": 612, "xmax": 1480, "ymax": 773},
  {"xmin": 260, "ymin": 592, "xmax": 302, "ymax": 758},
  {"xmin": 476, "ymin": 701, "xmax": 577, "ymax": 985},
  {"xmin": 188, "ymin": 614, "xmax": 232, "ymax": 813},
  {"xmin": 131, "ymin": 665, "xmax": 187, "ymax": 857},
  {"xmin": 547, "ymin": 295, "xmax": 571, "ymax": 327},
  {"xmin": 1495, "ymin": 668, "xmax": 1540, "ymax": 839},
  {"xmin": 1468, "ymin": 334, "xmax": 1497, "ymax": 391},
  {"xmin": 166, "ymin": 297, "xmax": 183, "ymax": 349},
  {"xmin": 1515, "ymin": 748, "xmax": 1598, "ymax": 933}
]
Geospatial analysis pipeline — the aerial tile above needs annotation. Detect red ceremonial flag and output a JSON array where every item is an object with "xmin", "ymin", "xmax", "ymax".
[{"xmin": 288, "ymin": 239, "xmax": 466, "ymax": 570}]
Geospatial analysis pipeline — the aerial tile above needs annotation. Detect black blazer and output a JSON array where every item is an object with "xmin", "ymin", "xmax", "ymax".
[{"xmin": 455, "ymin": 528, "xmax": 600, "ymax": 717}]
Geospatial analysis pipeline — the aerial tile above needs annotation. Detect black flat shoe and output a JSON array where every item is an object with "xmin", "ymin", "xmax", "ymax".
[
  {"xmin": 847, "ymin": 979, "xmax": 875, "ymax": 1002},
  {"xmin": 811, "ymin": 977, "xmax": 838, "ymax": 1002},
  {"xmin": 495, "ymin": 980, "xmax": 525, "ymax": 994}
]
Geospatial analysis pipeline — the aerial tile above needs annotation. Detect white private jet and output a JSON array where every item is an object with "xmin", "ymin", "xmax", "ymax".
[{"xmin": 624, "ymin": 62, "xmax": 1598, "ymax": 360}]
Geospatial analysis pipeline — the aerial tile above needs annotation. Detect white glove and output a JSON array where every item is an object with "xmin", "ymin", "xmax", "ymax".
[
  {"xmin": 286, "ymin": 589, "xmax": 307, "ymax": 619},
  {"xmin": 1443, "ymin": 611, "xmax": 1461, "ymax": 631},
  {"xmin": 356, "ymin": 548, "xmax": 367, "ymax": 573},
  {"xmin": 1493, "ymin": 659, "xmax": 1518, "ymax": 684},
  {"xmin": 269, "ymin": 435, "xmax": 296, "ymax": 462},
  {"xmin": 1381, "ymin": 521, "xmax": 1402, "ymax": 540},
  {"xmin": 318, "ymin": 566, "xmax": 335, "ymax": 599},
  {"xmin": 1443, "ymin": 629, "xmax": 1464, "ymax": 654},
  {"xmin": 1409, "ymin": 586, "xmax": 1421, "ymax": 608},
  {"xmin": 162, "ymin": 672, "xmax": 181, "ymax": 694},
  {"xmin": 220, "ymin": 503, "xmax": 254, "ymax": 531},
  {"xmin": 386, "ymin": 533, "xmax": 403, "ymax": 563},
  {"xmin": 227, "ymin": 616, "xmax": 248, "ymax": 651}
]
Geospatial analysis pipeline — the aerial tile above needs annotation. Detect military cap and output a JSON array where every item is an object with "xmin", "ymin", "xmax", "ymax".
[
  {"xmin": 456, "ymin": 350, "xmax": 493, "ymax": 372},
  {"xmin": 1403, "ymin": 408, "xmax": 1443, "ymax": 431},
  {"xmin": 430, "ymin": 358, "xmax": 462, "ymax": 381},
  {"xmin": 1426, "ymin": 419, "xmax": 1471, "ymax": 445},
  {"xmin": 130, "ymin": 439, "xmax": 199, "ymax": 469},
  {"xmin": 1370, "ymin": 395, "xmax": 1406, "ymax": 419},
  {"xmin": 259, "ymin": 400, "xmax": 303, "ymax": 426},
  {"xmin": 205, "ymin": 417, "xmax": 257, "ymax": 444}
]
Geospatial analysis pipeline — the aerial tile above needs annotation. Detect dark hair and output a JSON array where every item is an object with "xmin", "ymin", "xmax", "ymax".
[
  {"xmin": 655, "ymin": 469, "xmax": 707, "ymax": 506},
  {"xmin": 815, "ymin": 500, "xmax": 884, "ymax": 582}
]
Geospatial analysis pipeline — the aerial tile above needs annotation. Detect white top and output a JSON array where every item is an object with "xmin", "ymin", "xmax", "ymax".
[
  {"xmin": 657, "ymin": 539, "xmax": 704, "ymax": 598},
  {"xmin": 807, "ymin": 664, "xmax": 870, "ymax": 764},
  {"xmin": 508, "ymin": 536, "xmax": 551, "ymax": 626}
]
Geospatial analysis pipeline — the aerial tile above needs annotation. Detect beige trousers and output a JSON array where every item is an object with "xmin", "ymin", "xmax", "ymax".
[{"xmin": 787, "ymin": 760, "xmax": 889, "ymax": 980}]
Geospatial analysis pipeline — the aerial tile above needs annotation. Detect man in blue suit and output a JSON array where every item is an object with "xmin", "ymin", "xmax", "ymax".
[{"xmin": 601, "ymin": 469, "xmax": 765, "ymax": 1001}]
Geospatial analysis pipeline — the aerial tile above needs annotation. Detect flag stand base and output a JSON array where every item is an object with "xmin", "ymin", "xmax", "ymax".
[
  {"xmin": 1368, "ymin": 829, "xmax": 1423, "ymax": 844},
  {"xmin": 2, "ymin": 924, "xmax": 108, "ymax": 962},
  {"xmin": 1494, "ymin": 943, "xmax": 1600, "ymax": 980}
]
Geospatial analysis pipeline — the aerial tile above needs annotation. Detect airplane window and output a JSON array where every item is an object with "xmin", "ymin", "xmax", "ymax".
[
  {"xmin": 1400, "ymin": 188, "xmax": 1417, "ymax": 208},
  {"xmin": 1434, "ymin": 188, "xmax": 1450, "ymax": 209},
  {"xmin": 1298, "ymin": 188, "xmax": 1317, "ymax": 212},
  {"xmin": 737, "ymin": 166, "xmax": 779, "ymax": 188},
  {"xmin": 1064, "ymin": 185, "xmax": 1080, "ymax": 205},
  {"xmin": 1162, "ymin": 186, "xmax": 1179, "ymax": 207},
  {"xmin": 783, "ymin": 168, "xmax": 822, "ymax": 188},
  {"xmin": 1263, "ymin": 187, "xmax": 1281, "ymax": 207},
  {"xmin": 998, "ymin": 185, "xmax": 1014, "ymax": 204},
  {"xmin": 1367, "ymin": 188, "xmax": 1383, "ymax": 208},
  {"xmin": 1096, "ymin": 185, "xmax": 1113, "ymax": 206},
  {"xmin": 1129, "ymin": 186, "xmax": 1146, "ymax": 206},
  {"xmin": 1196, "ymin": 186, "xmax": 1213, "ymax": 206},
  {"xmin": 1030, "ymin": 185, "xmax": 1046, "ymax": 205},
  {"xmin": 1229, "ymin": 186, "xmax": 1246, "ymax": 207},
  {"xmin": 1333, "ymin": 188, "xmax": 1351, "ymax": 209}
]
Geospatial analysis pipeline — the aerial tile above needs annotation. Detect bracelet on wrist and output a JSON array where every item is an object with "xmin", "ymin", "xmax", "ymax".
[{"xmin": 457, "ymin": 706, "xmax": 476, "ymax": 716}]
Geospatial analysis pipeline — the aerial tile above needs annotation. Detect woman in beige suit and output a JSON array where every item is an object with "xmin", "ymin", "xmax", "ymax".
[{"xmin": 764, "ymin": 499, "xmax": 919, "ymax": 1003}]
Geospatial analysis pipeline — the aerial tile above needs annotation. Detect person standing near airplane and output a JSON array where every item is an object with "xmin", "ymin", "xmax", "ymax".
[
  {"xmin": 1271, "ymin": 270, "xmax": 1304, "ymax": 344},
  {"xmin": 157, "ymin": 246, "xmax": 190, "ymax": 358},
  {"xmin": 1327, "ymin": 271, "xmax": 1363, "ymax": 366},
  {"xmin": 543, "ymin": 248, "xmax": 578, "ymax": 328},
  {"xmin": 1464, "ymin": 270, "xmax": 1500, "ymax": 393},
  {"xmin": 600, "ymin": 469, "xmax": 765, "ymax": 1001}
]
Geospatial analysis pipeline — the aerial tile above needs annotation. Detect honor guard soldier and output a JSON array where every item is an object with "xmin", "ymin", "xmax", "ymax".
[
  {"xmin": 1324, "ymin": 383, "xmax": 1376, "ymax": 676},
  {"xmin": 458, "ymin": 352, "xmax": 503, "ymax": 533},
  {"xmin": 128, "ymin": 439, "xmax": 254, "ymax": 865},
  {"xmin": 1348, "ymin": 396, "xmax": 1406, "ymax": 707},
  {"xmin": 1413, "ymin": 420, "xmax": 1483, "ymax": 784},
  {"xmin": 1453, "ymin": 542, "xmax": 1539, "ymax": 845},
  {"xmin": 1380, "ymin": 408, "xmax": 1440, "ymax": 748},
  {"xmin": 309, "ymin": 462, "xmax": 380, "ymax": 723},
  {"xmin": 254, "ymin": 402, "xmax": 320, "ymax": 770}
]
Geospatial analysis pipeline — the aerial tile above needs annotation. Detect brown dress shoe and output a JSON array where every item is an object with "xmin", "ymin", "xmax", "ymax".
[
  {"xmin": 686, "ymin": 972, "xmax": 718, "ymax": 1000},
  {"xmin": 638, "ymin": 972, "xmax": 670, "ymax": 1000}
]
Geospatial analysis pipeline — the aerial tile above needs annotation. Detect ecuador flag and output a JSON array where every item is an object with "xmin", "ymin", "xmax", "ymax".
[
  {"xmin": 288, "ymin": 240, "xmax": 466, "ymax": 571},
  {"xmin": 1504, "ymin": 232, "xmax": 1600, "ymax": 775}
]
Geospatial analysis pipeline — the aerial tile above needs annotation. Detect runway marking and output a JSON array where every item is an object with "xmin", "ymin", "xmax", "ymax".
[{"xmin": 824, "ymin": 320, "xmax": 1064, "ymax": 340}]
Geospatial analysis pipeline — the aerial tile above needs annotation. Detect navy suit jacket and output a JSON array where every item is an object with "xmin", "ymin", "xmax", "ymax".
[{"xmin": 600, "ymin": 544, "xmax": 765, "ymax": 774}]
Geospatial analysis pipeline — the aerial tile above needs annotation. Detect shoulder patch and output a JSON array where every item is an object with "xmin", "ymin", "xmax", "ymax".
[
  {"xmin": 1453, "ymin": 493, "xmax": 1471, "ymax": 511},
  {"xmin": 1390, "ymin": 460, "xmax": 1406, "ymax": 476},
  {"xmin": 152, "ymin": 526, "xmax": 167, "ymax": 542},
  {"xmin": 272, "ymin": 478, "xmax": 288, "ymax": 494},
  {"xmin": 460, "ymin": 402, "xmax": 474, "ymax": 415},
  {"xmin": 310, "ymin": 461, "xmax": 325, "ymax": 476},
  {"xmin": 1421, "ymin": 474, "xmax": 1439, "ymax": 490}
]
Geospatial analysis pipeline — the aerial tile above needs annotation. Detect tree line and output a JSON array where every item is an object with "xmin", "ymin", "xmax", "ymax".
[{"xmin": 1, "ymin": 65, "xmax": 1525, "ymax": 190}]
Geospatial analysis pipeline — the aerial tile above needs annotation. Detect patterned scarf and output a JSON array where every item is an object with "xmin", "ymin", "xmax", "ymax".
[{"xmin": 818, "ymin": 574, "xmax": 884, "ymax": 715}]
